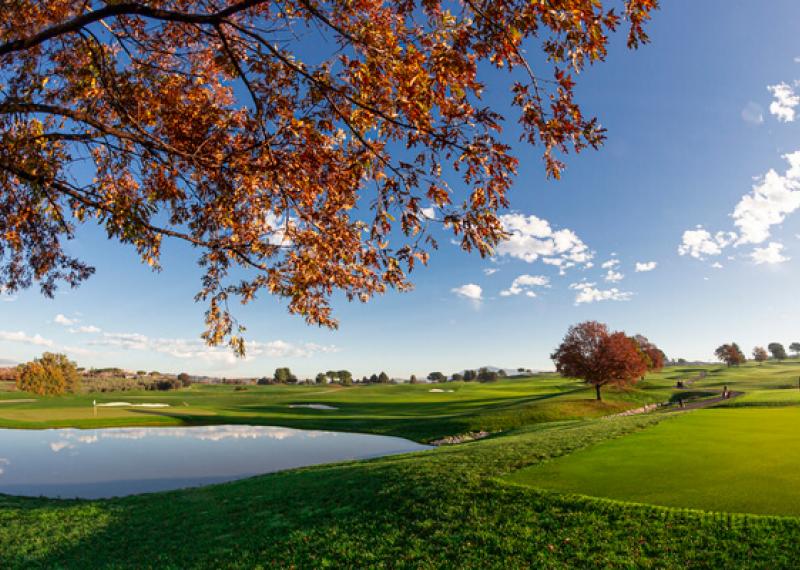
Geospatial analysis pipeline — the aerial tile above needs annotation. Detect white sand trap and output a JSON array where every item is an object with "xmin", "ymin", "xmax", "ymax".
[
  {"xmin": 0, "ymin": 398, "xmax": 37, "ymax": 404},
  {"xmin": 95, "ymin": 402, "xmax": 170, "ymax": 408},
  {"xmin": 428, "ymin": 389, "xmax": 454, "ymax": 393},
  {"xmin": 289, "ymin": 403, "xmax": 337, "ymax": 410}
]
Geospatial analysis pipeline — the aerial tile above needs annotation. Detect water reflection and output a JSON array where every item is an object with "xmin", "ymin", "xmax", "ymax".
[{"xmin": 0, "ymin": 425, "xmax": 429, "ymax": 499}]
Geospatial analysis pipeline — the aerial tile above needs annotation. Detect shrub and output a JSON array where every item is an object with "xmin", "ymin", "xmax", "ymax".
[{"xmin": 16, "ymin": 353, "xmax": 80, "ymax": 395}]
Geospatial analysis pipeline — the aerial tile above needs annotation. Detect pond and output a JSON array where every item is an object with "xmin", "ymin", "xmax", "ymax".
[{"xmin": 0, "ymin": 425, "xmax": 430, "ymax": 499}]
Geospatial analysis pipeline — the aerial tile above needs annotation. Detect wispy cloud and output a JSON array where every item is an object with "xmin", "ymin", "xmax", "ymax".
[
  {"xmin": 569, "ymin": 282, "xmax": 632, "ymax": 305},
  {"xmin": 54, "ymin": 314, "xmax": 77, "ymax": 326},
  {"xmin": 741, "ymin": 101, "xmax": 764, "ymax": 125},
  {"xmin": 500, "ymin": 275, "xmax": 550, "ymax": 298},
  {"xmin": 85, "ymin": 331, "xmax": 338, "ymax": 363},
  {"xmin": 604, "ymin": 270, "xmax": 624, "ymax": 283},
  {"xmin": 71, "ymin": 325, "xmax": 102, "ymax": 334},
  {"xmin": 0, "ymin": 330, "xmax": 54, "ymax": 347}
]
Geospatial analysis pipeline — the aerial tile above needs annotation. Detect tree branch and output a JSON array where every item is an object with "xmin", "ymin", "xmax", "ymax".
[{"xmin": 0, "ymin": 0, "xmax": 269, "ymax": 57}]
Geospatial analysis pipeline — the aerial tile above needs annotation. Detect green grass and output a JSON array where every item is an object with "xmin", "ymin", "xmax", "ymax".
[
  {"xmin": 3, "ymin": 361, "xmax": 800, "ymax": 567},
  {"xmin": 506, "ymin": 407, "xmax": 800, "ymax": 516},
  {"xmin": 5, "ymin": 415, "xmax": 800, "ymax": 569},
  {"xmin": 0, "ymin": 374, "xmax": 673, "ymax": 442}
]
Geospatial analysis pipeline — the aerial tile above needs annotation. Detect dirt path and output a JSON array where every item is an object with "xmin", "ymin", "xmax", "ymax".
[
  {"xmin": 605, "ymin": 390, "xmax": 743, "ymax": 420},
  {"xmin": 673, "ymin": 390, "xmax": 743, "ymax": 411}
]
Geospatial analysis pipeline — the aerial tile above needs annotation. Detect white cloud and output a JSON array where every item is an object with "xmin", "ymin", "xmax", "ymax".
[
  {"xmin": 732, "ymin": 150, "xmax": 800, "ymax": 245},
  {"xmin": 751, "ymin": 242, "xmax": 790, "ymax": 265},
  {"xmin": 482, "ymin": 268, "xmax": 499, "ymax": 276},
  {"xmin": 678, "ymin": 226, "xmax": 737, "ymax": 259},
  {"xmin": 451, "ymin": 283, "xmax": 482, "ymax": 303},
  {"xmin": 89, "ymin": 332, "xmax": 337, "ymax": 363},
  {"xmin": 634, "ymin": 261, "xmax": 657, "ymax": 272},
  {"xmin": 72, "ymin": 325, "xmax": 102, "ymax": 334},
  {"xmin": 420, "ymin": 207, "xmax": 436, "ymax": 220},
  {"xmin": 569, "ymin": 282, "xmax": 632, "ymax": 305},
  {"xmin": 711, "ymin": 262, "xmax": 723, "ymax": 269},
  {"xmin": 500, "ymin": 275, "xmax": 550, "ymax": 297},
  {"xmin": 768, "ymin": 82, "xmax": 800, "ymax": 122},
  {"xmin": 94, "ymin": 332, "xmax": 150, "ymax": 350},
  {"xmin": 741, "ymin": 101, "xmax": 764, "ymax": 125},
  {"xmin": 604, "ymin": 270, "xmax": 624, "ymax": 283},
  {"xmin": 0, "ymin": 331, "xmax": 54, "ymax": 347},
  {"xmin": 59, "ymin": 345, "xmax": 98, "ymax": 357},
  {"xmin": 54, "ymin": 314, "xmax": 76, "ymax": 326},
  {"xmin": 496, "ymin": 213, "xmax": 593, "ymax": 270},
  {"xmin": 600, "ymin": 259, "xmax": 620, "ymax": 269},
  {"xmin": 251, "ymin": 340, "xmax": 339, "ymax": 359},
  {"xmin": 264, "ymin": 212, "xmax": 294, "ymax": 246}
]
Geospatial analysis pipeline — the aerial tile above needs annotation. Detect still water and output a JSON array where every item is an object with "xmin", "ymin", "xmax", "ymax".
[{"xmin": 0, "ymin": 425, "xmax": 429, "ymax": 499}]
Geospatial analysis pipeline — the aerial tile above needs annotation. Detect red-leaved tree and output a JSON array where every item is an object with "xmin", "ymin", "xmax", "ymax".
[
  {"xmin": 715, "ymin": 343, "xmax": 746, "ymax": 367},
  {"xmin": 551, "ymin": 321, "xmax": 648, "ymax": 400},
  {"xmin": 632, "ymin": 334, "xmax": 665, "ymax": 377},
  {"xmin": 0, "ymin": 0, "xmax": 658, "ymax": 353}
]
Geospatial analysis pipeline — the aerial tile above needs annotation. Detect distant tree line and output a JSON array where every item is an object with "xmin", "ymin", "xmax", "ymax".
[
  {"xmin": 257, "ymin": 368, "xmax": 353, "ymax": 385},
  {"xmin": 717, "ymin": 341, "xmax": 800, "ymax": 367}
]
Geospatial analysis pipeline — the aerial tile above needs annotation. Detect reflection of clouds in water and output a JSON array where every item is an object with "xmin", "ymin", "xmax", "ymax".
[
  {"xmin": 50, "ymin": 441, "xmax": 74, "ymax": 453},
  {"xmin": 48, "ymin": 425, "xmax": 323, "ymax": 447},
  {"xmin": 0, "ymin": 458, "xmax": 8, "ymax": 475}
]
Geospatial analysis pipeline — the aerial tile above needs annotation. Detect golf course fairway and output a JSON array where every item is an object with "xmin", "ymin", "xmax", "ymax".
[{"xmin": 506, "ymin": 407, "xmax": 800, "ymax": 516}]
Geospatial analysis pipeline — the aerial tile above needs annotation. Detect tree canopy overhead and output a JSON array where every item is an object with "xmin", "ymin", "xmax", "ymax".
[{"xmin": 0, "ymin": 0, "xmax": 657, "ymax": 353}]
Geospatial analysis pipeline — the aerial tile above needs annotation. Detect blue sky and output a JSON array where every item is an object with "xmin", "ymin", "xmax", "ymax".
[{"xmin": 3, "ymin": 2, "xmax": 800, "ymax": 378}]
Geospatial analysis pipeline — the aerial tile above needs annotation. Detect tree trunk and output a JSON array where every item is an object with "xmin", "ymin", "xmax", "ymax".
[{"xmin": 595, "ymin": 384, "xmax": 601, "ymax": 401}]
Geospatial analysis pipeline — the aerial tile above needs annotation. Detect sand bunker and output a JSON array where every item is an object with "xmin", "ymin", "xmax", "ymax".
[
  {"xmin": 288, "ymin": 403, "xmax": 337, "ymax": 410},
  {"xmin": 95, "ymin": 402, "xmax": 170, "ymax": 408},
  {"xmin": 428, "ymin": 389, "xmax": 454, "ymax": 393}
]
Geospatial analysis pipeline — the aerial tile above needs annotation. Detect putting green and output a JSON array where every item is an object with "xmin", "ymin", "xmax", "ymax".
[{"xmin": 506, "ymin": 407, "xmax": 800, "ymax": 516}]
